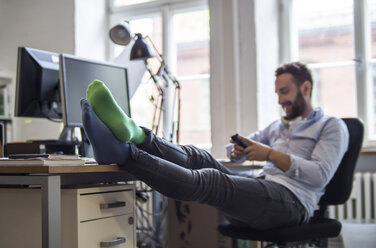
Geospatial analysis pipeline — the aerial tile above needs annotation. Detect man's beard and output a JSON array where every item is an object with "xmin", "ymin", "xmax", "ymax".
[{"xmin": 284, "ymin": 91, "xmax": 306, "ymax": 120}]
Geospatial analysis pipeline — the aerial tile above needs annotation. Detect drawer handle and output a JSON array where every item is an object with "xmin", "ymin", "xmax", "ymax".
[
  {"xmin": 100, "ymin": 237, "xmax": 126, "ymax": 247},
  {"xmin": 100, "ymin": 201, "xmax": 126, "ymax": 209}
]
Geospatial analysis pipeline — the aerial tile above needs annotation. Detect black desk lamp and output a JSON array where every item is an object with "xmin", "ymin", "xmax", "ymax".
[{"xmin": 109, "ymin": 22, "xmax": 181, "ymax": 144}]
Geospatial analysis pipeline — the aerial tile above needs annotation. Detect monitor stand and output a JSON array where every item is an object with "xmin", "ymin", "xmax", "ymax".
[
  {"xmin": 58, "ymin": 126, "xmax": 93, "ymax": 157},
  {"xmin": 9, "ymin": 127, "xmax": 93, "ymax": 157},
  {"xmin": 79, "ymin": 127, "xmax": 93, "ymax": 158}
]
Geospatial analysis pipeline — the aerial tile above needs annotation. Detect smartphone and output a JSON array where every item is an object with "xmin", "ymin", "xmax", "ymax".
[{"xmin": 231, "ymin": 133, "xmax": 248, "ymax": 148}]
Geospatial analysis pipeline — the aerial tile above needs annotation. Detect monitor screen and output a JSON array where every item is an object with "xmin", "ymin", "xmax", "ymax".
[
  {"xmin": 59, "ymin": 54, "xmax": 130, "ymax": 127},
  {"xmin": 15, "ymin": 47, "xmax": 61, "ymax": 119}
]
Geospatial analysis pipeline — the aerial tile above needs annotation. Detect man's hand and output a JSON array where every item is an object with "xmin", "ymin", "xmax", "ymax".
[
  {"xmin": 230, "ymin": 135, "xmax": 270, "ymax": 161},
  {"xmin": 230, "ymin": 139, "xmax": 247, "ymax": 160},
  {"xmin": 231, "ymin": 135, "xmax": 270, "ymax": 161}
]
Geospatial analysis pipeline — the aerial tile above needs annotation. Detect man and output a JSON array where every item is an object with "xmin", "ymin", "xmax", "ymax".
[
  {"xmin": 81, "ymin": 62, "xmax": 349, "ymax": 231},
  {"xmin": 226, "ymin": 62, "xmax": 349, "ymax": 226}
]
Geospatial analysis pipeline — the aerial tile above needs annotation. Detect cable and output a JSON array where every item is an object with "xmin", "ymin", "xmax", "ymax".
[{"xmin": 136, "ymin": 196, "xmax": 168, "ymax": 248}]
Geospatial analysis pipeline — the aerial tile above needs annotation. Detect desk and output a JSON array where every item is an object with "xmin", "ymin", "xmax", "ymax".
[{"xmin": 0, "ymin": 163, "xmax": 136, "ymax": 248}]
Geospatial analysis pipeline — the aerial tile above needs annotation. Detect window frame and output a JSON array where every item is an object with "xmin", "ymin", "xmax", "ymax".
[{"xmin": 281, "ymin": 0, "xmax": 376, "ymax": 147}]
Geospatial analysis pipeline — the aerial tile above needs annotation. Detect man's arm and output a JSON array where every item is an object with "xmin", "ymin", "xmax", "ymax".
[
  {"xmin": 266, "ymin": 149, "xmax": 291, "ymax": 171},
  {"xmin": 285, "ymin": 118, "xmax": 349, "ymax": 188}
]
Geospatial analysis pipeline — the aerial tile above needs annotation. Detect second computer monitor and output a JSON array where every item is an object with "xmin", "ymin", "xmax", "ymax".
[{"xmin": 59, "ymin": 54, "xmax": 130, "ymax": 127}]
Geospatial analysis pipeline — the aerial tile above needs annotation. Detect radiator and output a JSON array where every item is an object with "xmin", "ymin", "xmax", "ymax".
[{"xmin": 329, "ymin": 172, "xmax": 376, "ymax": 222}]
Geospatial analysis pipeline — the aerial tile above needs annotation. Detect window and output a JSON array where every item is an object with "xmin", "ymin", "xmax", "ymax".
[
  {"xmin": 287, "ymin": 0, "xmax": 375, "ymax": 145},
  {"xmin": 294, "ymin": 0, "xmax": 356, "ymax": 118},
  {"xmin": 113, "ymin": 0, "xmax": 157, "ymax": 7},
  {"xmin": 171, "ymin": 9, "xmax": 210, "ymax": 145},
  {"xmin": 108, "ymin": 0, "xmax": 210, "ymax": 147},
  {"xmin": 372, "ymin": 0, "xmax": 376, "ymax": 57},
  {"xmin": 371, "ymin": 0, "xmax": 376, "ymax": 138},
  {"xmin": 125, "ymin": 17, "xmax": 163, "ymax": 132}
]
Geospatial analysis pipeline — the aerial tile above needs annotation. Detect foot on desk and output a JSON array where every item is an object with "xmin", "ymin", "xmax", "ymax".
[
  {"xmin": 86, "ymin": 80, "xmax": 146, "ymax": 145},
  {"xmin": 81, "ymin": 99, "xmax": 130, "ymax": 165}
]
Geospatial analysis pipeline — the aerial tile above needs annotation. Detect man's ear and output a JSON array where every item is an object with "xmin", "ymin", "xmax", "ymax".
[{"xmin": 301, "ymin": 80, "xmax": 311, "ymax": 97}]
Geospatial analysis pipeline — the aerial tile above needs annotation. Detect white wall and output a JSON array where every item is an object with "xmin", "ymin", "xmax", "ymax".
[
  {"xmin": 0, "ymin": 0, "xmax": 107, "ymax": 142},
  {"xmin": 209, "ymin": 0, "xmax": 244, "ymax": 158},
  {"xmin": 75, "ymin": 0, "xmax": 107, "ymax": 60},
  {"xmin": 0, "ymin": 0, "xmax": 75, "ymax": 141},
  {"xmin": 209, "ymin": 0, "xmax": 279, "ymax": 158},
  {"xmin": 255, "ymin": 0, "xmax": 280, "ymax": 130}
]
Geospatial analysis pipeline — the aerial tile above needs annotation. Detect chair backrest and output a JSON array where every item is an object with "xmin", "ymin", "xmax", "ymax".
[{"xmin": 319, "ymin": 118, "xmax": 364, "ymax": 206}]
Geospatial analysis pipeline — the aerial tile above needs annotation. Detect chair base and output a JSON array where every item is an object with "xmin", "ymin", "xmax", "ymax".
[
  {"xmin": 218, "ymin": 218, "xmax": 341, "ymax": 248},
  {"xmin": 232, "ymin": 238, "xmax": 328, "ymax": 248}
]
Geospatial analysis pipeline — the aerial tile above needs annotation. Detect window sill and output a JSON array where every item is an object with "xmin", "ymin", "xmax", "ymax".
[{"xmin": 361, "ymin": 147, "xmax": 376, "ymax": 154}]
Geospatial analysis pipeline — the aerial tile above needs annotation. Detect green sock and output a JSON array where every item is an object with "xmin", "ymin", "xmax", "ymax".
[{"xmin": 86, "ymin": 80, "xmax": 146, "ymax": 145}]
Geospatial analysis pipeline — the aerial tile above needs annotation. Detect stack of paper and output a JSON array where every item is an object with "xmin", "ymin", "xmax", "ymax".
[{"xmin": 0, "ymin": 154, "xmax": 85, "ymax": 166}]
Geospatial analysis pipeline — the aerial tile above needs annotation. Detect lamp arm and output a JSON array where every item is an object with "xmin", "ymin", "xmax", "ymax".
[
  {"xmin": 163, "ymin": 65, "xmax": 180, "ymax": 88},
  {"xmin": 144, "ymin": 35, "xmax": 181, "ymax": 144},
  {"xmin": 144, "ymin": 60, "xmax": 164, "ymax": 95},
  {"xmin": 144, "ymin": 35, "xmax": 181, "ymax": 89},
  {"xmin": 144, "ymin": 35, "xmax": 163, "ymax": 63}
]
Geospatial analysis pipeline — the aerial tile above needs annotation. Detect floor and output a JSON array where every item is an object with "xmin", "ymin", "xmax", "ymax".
[{"xmin": 340, "ymin": 223, "xmax": 376, "ymax": 248}]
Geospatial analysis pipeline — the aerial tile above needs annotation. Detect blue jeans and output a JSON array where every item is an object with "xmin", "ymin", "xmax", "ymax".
[{"xmin": 123, "ymin": 128, "xmax": 307, "ymax": 230}]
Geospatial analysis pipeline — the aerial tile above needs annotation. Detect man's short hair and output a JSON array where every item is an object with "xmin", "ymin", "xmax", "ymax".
[{"xmin": 275, "ymin": 62, "xmax": 313, "ymax": 95}]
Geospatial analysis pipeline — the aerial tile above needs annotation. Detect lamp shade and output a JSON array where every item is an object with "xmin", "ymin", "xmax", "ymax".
[
  {"xmin": 130, "ymin": 33, "xmax": 156, "ymax": 60},
  {"xmin": 109, "ymin": 22, "xmax": 132, "ymax": 46}
]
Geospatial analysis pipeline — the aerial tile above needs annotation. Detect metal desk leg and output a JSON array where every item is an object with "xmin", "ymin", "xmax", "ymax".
[
  {"xmin": 0, "ymin": 175, "xmax": 61, "ymax": 248},
  {"xmin": 41, "ymin": 175, "xmax": 61, "ymax": 248}
]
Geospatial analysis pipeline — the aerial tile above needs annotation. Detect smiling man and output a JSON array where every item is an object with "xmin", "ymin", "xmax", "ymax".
[
  {"xmin": 227, "ymin": 62, "xmax": 349, "ymax": 224},
  {"xmin": 82, "ymin": 62, "xmax": 349, "ymax": 232}
]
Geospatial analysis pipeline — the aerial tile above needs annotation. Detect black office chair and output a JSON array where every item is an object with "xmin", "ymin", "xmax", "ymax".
[{"xmin": 218, "ymin": 118, "xmax": 364, "ymax": 248}]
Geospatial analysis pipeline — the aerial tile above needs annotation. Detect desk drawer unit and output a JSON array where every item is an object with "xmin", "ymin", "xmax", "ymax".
[{"xmin": 0, "ymin": 184, "xmax": 136, "ymax": 248}]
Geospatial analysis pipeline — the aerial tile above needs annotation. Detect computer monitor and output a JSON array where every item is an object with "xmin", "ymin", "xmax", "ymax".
[
  {"xmin": 15, "ymin": 47, "xmax": 61, "ymax": 119},
  {"xmin": 59, "ymin": 54, "xmax": 130, "ymax": 128}
]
